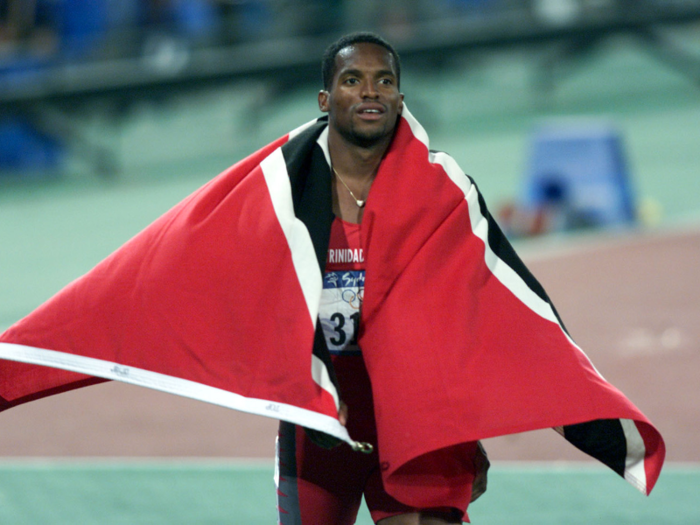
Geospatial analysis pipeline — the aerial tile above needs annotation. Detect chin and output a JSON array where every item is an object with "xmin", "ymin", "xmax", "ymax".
[{"xmin": 347, "ymin": 126, "xmax": 393, "ymax": 148}]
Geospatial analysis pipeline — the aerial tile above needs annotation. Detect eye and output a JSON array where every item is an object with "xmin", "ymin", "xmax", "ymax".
[
  {"xmin": 344, "ymin": 77, "xmax": 359, "ymax": 85},
  {"xmin": 379, "ymin": 78, "xmax": 394, "ymax": 86}
]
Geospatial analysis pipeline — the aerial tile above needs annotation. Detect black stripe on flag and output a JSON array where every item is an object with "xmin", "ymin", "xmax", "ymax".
[{"xmin": 467, "ymin": 175, "xmax": 572, "ymax": 337}]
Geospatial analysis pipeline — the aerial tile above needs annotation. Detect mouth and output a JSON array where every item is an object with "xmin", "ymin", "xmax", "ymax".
[{"xmin": 356, "ymin": 104, "xmax": 386, "ymax": 121}]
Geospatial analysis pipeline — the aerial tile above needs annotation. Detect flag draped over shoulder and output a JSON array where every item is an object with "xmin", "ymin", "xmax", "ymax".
[
  {"xmin": 358, "ymin": 111, "xmax": 664, "ymax": 509},
  {"xmin": 0, "ymin": 108, "xmax": 664, "ymax": 509},
  {"xmin": 0, "ymin": 121, "xmax": 349, "ymax": 443}
]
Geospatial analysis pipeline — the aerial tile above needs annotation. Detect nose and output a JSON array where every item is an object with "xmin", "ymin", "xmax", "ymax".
[{"xmin": 361, "ymin": 81, "xmax": 379, "ymax": 99}]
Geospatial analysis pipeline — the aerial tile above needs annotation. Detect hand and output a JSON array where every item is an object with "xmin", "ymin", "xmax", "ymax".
[
  {"xmin": 303, "ymin": 401, "xmax": 348, "ymax": 449},
  {"xmin": 338, "ymin": 400, "xmax": 348, "ymax": 426},
  {"xmin": 470, "ymin": 441, "xmax": 490, "ymax": 502}
]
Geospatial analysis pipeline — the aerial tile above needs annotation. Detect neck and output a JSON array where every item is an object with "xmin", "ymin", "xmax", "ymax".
[
  {"xmin": 326, "ymin": 127, "xmax": 391, "ymax": 181},
  {"xmin": 327, "ymin": 126, "xmax": 392, "ymax": 224}
]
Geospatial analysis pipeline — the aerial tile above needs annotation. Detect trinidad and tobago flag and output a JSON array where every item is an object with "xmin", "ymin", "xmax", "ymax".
[{"xmin": 0, "ymin": 107, "xmax": 664, "ymax": 514}]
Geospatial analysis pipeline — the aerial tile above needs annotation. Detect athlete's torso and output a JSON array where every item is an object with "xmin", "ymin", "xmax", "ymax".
[{"xmin": 319, "ymin": 217, "xmax": 365, "ymax": 357}]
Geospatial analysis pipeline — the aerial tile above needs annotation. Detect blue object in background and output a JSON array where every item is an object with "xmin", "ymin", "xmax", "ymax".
[
  {"xmin": 520, "ymin": 121, "xmax": 637, "ymax": 229},
  {"xmin": 46, "ymin": 0, "xmax": 110, "ymax": 58},
  {"xmin": 170, "ymin": 0, "xmax": 219, "ymax": 40},
  {"xmin": 0, "ymin": 118, "xmax": 64, "ymax": 175}
]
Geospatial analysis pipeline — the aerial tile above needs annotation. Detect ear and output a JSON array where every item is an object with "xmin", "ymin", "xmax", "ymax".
[
  {"xmin": 398, "ymin": 93, "xmax": 405, "ymax": 115},
  {"xmin": 318, "ymin": 90, "xmax": 330, "ymax": 113}
]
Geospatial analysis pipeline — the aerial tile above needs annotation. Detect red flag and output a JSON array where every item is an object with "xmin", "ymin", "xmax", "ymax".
[
  {"xmin": 359, "ymin": 111, "xmax": 664, "ymax": 507},
  {"xmin": 0, "ymin": 123, "xmax": 350, "ymax": 444},
  {"xmin": 0, "ymin": 108, "xmax": 664, "ymax": 512}
]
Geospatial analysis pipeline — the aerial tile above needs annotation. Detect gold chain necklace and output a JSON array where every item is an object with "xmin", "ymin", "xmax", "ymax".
[{"xmin": 332, "ymin": 167, "xmax": 367, "ymax": 208}]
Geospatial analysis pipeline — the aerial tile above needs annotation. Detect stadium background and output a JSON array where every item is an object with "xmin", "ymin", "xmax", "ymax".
[{"xmin": 1, "ymin": 1, "xmax": 699, "ymax": 523}]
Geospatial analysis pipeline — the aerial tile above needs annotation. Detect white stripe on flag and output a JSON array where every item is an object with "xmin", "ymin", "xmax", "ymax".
[
  {"xmin": 312, "ymin": 354, "xmax": 340, "ymax": 410},
  {"xmin": 410, "ymin": 109, "xmax": 606, "ymax": 380},
  {"xmin": 260, "ymin": 147, "xmax": 340, "ymax": 410},
  {"xmin": 0, "ymin": 342, "xmax": 352, "ymax": 443},
  {"xmin": 401, "ymin": 106, "xmax": 430, "ymax": 150},
  {"xmin": 260, "ymin": 149, "xmax": 323, "ymax": 325},
  {"xmin": 288, "ymin": 118, "xmax": 321, "ymax": 140},
  {"xmin": 621, "ymin": 418, "xmax": 649, "ymax": 494},
  {"xmin": 402, "ymin": 107, "xmax": 557, "ymax": 320}
]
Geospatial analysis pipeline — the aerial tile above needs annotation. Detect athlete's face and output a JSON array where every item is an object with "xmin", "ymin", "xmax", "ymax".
[{"xmin": 319, "ymin": 43, "xmax": 404, "ymax": 148}]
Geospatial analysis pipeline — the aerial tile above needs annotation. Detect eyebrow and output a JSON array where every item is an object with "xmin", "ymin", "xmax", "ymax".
[{"xmin": 340, "ymin": 68, "xmax": 397, "ymax": 79}]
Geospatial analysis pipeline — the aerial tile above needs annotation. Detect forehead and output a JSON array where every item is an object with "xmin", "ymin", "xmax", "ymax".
[{"xmin": 334, "ymin": 43, "xmax": 397, "ymax": 78}]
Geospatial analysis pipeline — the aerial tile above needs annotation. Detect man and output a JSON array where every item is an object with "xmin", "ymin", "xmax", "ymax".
[
  {"xmin": 0, "ymin": 31, "xmax": 664, "ymax": 525},
  {"xmin": 273, "ymin": 31, "xmax": 664, "ymax": 524},
  {"xmin": 276, "ymin": 32, "xmax": 485, "ymax": 524}
]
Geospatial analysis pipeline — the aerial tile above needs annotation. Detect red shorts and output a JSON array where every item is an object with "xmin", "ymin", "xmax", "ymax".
[{"xmin": 275, "ymin": 356, "xmax": 467, "ymax": 524}]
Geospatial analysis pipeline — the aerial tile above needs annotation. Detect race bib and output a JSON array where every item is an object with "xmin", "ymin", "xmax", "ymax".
[{"xmin": 319, "ymin": 270, "xmax": 364, "ymax": 355}]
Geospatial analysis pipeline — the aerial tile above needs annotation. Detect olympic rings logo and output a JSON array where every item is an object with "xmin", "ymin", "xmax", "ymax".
[{"xmin": 341, "ymin": 288, "xmax": 363, "ymax": 310}]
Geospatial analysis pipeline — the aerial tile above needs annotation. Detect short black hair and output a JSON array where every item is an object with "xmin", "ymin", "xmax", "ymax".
[{"xmin": 321, "ymin": 32, "xmax": 401, "ymax": 91}]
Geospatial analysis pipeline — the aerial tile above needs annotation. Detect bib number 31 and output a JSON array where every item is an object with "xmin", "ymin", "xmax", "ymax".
[{"xmin": 329, "ymin": 311, "xmax": 360, "ymax": 346}]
